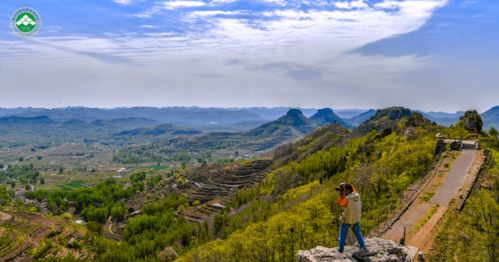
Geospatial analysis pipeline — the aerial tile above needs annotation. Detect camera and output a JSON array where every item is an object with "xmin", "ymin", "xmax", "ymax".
[{"xmin": 335, "ymin": 183, "xmax": 346, "ymax": 192}]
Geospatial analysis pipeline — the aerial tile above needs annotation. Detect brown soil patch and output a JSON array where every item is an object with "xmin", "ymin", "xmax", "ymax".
[{"xmin": 0, "ymin": 211, "xmax": 12, "ymax": 222}]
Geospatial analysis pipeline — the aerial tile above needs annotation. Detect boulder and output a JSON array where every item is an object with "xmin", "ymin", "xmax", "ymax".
[
  {"xmin": 297, "ymin": 238, "xmax": 411, "ymax": 262},
  {"xmin": 159, "ymin": 246, "xmax": 179, "ymax": 262}
]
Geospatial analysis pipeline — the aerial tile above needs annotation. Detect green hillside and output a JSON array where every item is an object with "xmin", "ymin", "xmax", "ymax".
[
  {"xmin": 177, "ymin": 116, "xmax": 437, "ymax": 261},
  {"xmin": 73, "ymin": 107, "xmax": 440, "ymax": 261}
]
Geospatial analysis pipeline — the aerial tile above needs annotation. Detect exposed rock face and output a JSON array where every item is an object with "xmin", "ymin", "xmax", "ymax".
[{"xmin": 297, "ymin": 238, "xmax": 411, "ymax": 262}]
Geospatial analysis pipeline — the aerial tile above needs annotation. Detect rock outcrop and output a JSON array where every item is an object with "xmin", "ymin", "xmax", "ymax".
[
  {"xmin": 297, "ymin": 238, "xmax": 411, "ymax": 262},
  {"xmin": 459, "ymin": 110, "xmax": 483, "ymax": 133}
]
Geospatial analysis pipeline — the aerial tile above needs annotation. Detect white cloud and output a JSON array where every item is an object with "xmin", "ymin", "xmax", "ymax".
[
  {"xmin": 374, "ymin": 1, "xmax": 401, "ymax": 10},
  {"xmin": 163, "ymin": 1, "xmax": 206, "ymax": 9},
  {"xmin": 2, "ymin": 1, "xmax": 450, "ymax": 67},
  {"xmin": 334, "ymin": 0, "xmax": 369, "ymax": 9},
  {"xmin": 141, "ymin": 24, "xmax": 160, "ymax": 29},
  {"xmin": 114, "ymin": 0, "xmax": 132, "ymax": 5},
  {"xmin": 0, "ymin": 0, "xmax": 465, "ymax": 110},
  {"xmin": 260, "ymin": 0, "xmax": 287, "ymax": 6},
  {"xmin": 210, "ymin": 0, "xmax": 238, "ymax": 4},
  {"xmin": 187, "ymin": 10, "xmax": 245, "ymax": 18},
  {"xmin": 134, "ymin": 6, "xmax": 162, "ymax": 18}
]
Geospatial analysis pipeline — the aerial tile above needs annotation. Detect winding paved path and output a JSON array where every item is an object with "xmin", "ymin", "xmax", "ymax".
[{"xmin": 382, "ymin": 149, "xmax": 483, "ymax": 251}]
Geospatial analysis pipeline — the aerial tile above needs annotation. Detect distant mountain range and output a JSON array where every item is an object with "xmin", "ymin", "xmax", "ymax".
[
  {"xmin": 482, "ymin": 106, "xmax": 499, "ymax": 130},
  {"xmin": 346, "ymin": 109, "xmax": 376, "ymax": 127},
  {"xmin": 3, "ymin": 105, "xmax": 497, "ymax": 166},
  {"xmin": 115, "ymin": 108, "xmax": 351, "ymax": 161},
  {"xmin": 0, "ymin": 116, "xmax": 55, "ymax": 125},
  {"xmin": 334, "ymin": 109, "xmax": 371, "ymax": 119},
  {"xmin": 416, "ymin": 111, "xmax": 464, "ymax": 127},
  {"xmin": 1, "ymin": 106, "xmax": 497, "ymax": 130},
  {"xmin": 157, "ymin": 109, "xmax": 323, "ymax": 154},
  {"xmin": 0, "ymin": 107, "xmax": 313, "ymax": 130}
]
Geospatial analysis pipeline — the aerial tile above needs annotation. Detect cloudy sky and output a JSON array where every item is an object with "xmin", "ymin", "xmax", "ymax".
[{"xmin": 0, "ymin": 0, "xmax": 497, "ymax": 112}]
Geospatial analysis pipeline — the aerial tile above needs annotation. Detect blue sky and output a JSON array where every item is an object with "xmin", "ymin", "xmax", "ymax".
[{"xmin": 0, "ymin": 0, "xmax": 497, "ymax": 112}]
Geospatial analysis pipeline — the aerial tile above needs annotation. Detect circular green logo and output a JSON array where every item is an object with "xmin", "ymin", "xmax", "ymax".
[{"xmin": 11, "ymin": 7, "xmax": 42, "ymax": 37}]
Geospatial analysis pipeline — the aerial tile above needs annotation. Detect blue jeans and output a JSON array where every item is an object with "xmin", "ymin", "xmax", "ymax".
[{"xmin": 338, "ymin": 223, "xmax": 366, "ymax": 252}]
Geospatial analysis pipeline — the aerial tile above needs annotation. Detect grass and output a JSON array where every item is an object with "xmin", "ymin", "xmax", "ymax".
[
  {"xmin": 32, "ymin": 240, "xmax": 52, "ymax": 259},
  {"xmin": 147, "ymin": 165, "xmax": 167, "ymax": 170},
  {"xmin": 0, "ymin": 229, "xmax": 27, "ymax": 257},
  {"xmin": 410, "ymin": 204, "xmax": 439, "ymax": 236},
  {"xmin": 420, "ymin": 191, "xmax": 435, "ymax": 203},
  {"xmin": 57, "ymin": 181, "xmax": 91, "ymax": 190}
]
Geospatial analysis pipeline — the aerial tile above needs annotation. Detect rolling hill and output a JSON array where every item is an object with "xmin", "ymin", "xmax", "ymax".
[
  {"xmin": 0, "ymin": 116, "xmax": 55, "ymax": 125},
  {"xmin": 114, "ymin": 109, "xmax": 324, "ymax": 163},
  {"xmin": 176, "ymin": 109, "xmax": 314, "ymax": 151},
  {"xmin": 114, "ymin": 124, "xmax": 202, "ymax": 137}
]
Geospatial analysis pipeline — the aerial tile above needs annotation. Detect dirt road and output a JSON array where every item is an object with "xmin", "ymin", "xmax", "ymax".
[{"xmin": 382, "ymin": 149, "xmax": 484, "ymax": 251}]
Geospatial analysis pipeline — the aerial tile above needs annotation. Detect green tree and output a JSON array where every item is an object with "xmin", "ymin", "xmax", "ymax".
[
  {"xmin": 111, "ymin": 203, "xmax": 126, "ymax": 221},
  {"xmin": 489, "ymin": 127, "xmax": 498, "ymax": 138},
  {"xmin": 87, "ymin": 221, "xmax": 102, "ymax": 234}
]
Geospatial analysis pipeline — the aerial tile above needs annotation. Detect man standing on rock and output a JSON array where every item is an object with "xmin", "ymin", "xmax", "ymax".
[{"xmin": 337, "ymin": 183, "xmax": 367, "ymax": 253}]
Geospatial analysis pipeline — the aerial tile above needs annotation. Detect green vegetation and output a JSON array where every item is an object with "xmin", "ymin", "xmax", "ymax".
[
  {"xmin": 57, "ymin": 181, "xmax": 91, "ymax": 190},
  {"xmin": 0, "ymin": 164, "xmax": 42, "ymax": 186},
  {"xmin": 0, "ymin": 185, "xmax": 13, "ymax": 205},
  {"xmin": 25, "ymin": 178, "xmax": 135, "ymax": 218},
  {"xmin": 410, "ymin": 204, "xmax": 439, "ymax": 236},
  {"xmin": 420, "ymin": 191, "xmax": 436, "ymax": 203},
  {"xmin": 147, "ymin": 165, "xmax": 167, "ymax": 170},
  {"xmin": 89, "ymin": 193, "xmax": 205, "ymax": 261},
  {"xmin": 178, "ymin": 125, "xmax": 437, "ymax": 261},
  {"xmin": 32, "ymin": 241, "xmax": 52, "ymax": 259},
  {"xmin": 17, "ymin": 113, "xmax": 434, "ymax": 261}
]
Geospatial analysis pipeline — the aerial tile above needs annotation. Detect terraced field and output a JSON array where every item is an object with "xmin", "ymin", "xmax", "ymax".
[
  {"xmin": 181, "ymin": 159, "xmax": 272, "ymax": 200},
  {"xmin": 109, "ymin": 159, "xmax": 273, "ymax": 240},
  {"xmin": 177, "ymin": 159, "xmax": 272, "ymax": 222},
  {"xmin": 0, "ymin": 210, "xmax": 89, "ymax": 261}
]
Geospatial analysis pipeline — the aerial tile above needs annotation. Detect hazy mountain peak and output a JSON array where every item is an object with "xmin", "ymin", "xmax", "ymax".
[
  {"xmin": 309, "ymin": 108, "xmax": 352, "ymax": 129},
  {"xmin": 286, "ymin": 109, "xmax": 304, "ymax": 117},
  {"xmin": 315, "ymin": 108, "xmax": 333, "ymax": 114}
]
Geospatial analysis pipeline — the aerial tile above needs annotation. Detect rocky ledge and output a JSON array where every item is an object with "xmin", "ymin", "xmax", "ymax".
[{"xmin": 297, "ymin": 238, "xmax": 411, "ymax": 262}]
